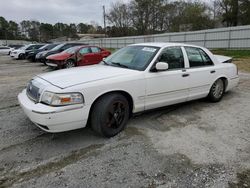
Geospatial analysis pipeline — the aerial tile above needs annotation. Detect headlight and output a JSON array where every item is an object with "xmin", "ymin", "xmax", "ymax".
[{"xmin": 41, "ymin": 91, "xmax": 84, "ymax": 106}]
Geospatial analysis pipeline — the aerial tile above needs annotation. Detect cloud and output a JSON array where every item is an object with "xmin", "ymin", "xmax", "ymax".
[{"xmin": 0, "ymin": 0, "xmax": 131, "ymax": 25}]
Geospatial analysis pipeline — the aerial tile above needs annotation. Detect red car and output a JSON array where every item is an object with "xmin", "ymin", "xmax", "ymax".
[{"xmin": 46, "ymin": 46, "xmax": 111, "ymax": 69}]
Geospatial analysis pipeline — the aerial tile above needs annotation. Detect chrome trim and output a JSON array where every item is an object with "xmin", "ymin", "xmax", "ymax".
[
  {"xmin": 46, "ymin": 63, "xmax": 58, "ymax": 67},
  {"xmin": 146, "ymin": 84, "xmax": 210, "ymax": 97},
  {"xmin": 32, "ymin": 105, "xmax": 84, "ymax": 114}
]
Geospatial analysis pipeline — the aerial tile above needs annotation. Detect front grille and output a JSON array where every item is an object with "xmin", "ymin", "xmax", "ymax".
[{"xmin": 27, "ymin": 81, "xmax": 40, "ymax": 102}]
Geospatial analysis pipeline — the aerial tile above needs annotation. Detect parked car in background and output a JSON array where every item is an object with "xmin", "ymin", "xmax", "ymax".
[
  {"xmin": 0, "ymin": 46, "xmax": 14, "ymax": 55},
  {"xmin": 35, "ymin": 44, "xmax": 61, "ymax": 62},
  {"xmin": 26, "ymin": 43, "xmax": 58, "ymax": 62},
  {"xmin": 18, "ymin": 42, "xmax": 239, "ymax": 137},
  {"xmin": 10, "ymin": 44, "xmax": 45, "ymax": 59},
  {"xmin": 38, "ymin": 43, "xmax": 87, "ymax": 64},
  {"xmin": 46, "ymin": 45, "xmax": 111, "ymax": 69}
]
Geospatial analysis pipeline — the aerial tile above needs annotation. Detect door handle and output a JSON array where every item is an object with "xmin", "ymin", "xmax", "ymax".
[
  {"xmin": 210, "ymin": 70, "xmax": 216, "ymax": 74},
  {"xmin": 182, "ymin": 73, "xmax": 189, "ymax": 77}
]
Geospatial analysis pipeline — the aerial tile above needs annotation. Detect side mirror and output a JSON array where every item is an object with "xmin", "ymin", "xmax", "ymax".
[{"xmin": 155, "ymin": 62, "xmax": 169, "ymax": 71}]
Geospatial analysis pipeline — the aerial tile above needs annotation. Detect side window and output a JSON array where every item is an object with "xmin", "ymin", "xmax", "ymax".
[
  {"xmin": 158, "ymin": 47, "xmax": 184, "ymax": 70},
  {"xmin": 61, "ymin": 44, "xmax": 71, "ymax": 50},
  {"xmin": 90, "ymin": 47, "xmax": 101, "ymax": 53},
  {"xmin": 35, "ymin": 45, "xmax": 42, "ymax": 49},
  {"xmin": 185, "ymin": 47, "xmax": 213, "ymax": 67},
  {"xmin": 79, "ymin": 48, "xmax": 90, "ymax": 55},
  {"xmin": 26, "ymin": 46, "xmax": 34, "ymax": 50}
]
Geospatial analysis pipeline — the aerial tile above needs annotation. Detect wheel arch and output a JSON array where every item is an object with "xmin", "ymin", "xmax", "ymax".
[
  {"xmin": 212, "ymin": 75, "xmax": 229, "ymax": 91},
  {"xmin": 89, "ymin": 90, "xmax": 134, "ymax": 119}
]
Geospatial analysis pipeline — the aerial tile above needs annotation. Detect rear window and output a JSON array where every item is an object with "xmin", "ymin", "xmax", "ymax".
[{"xmin": 185, "ymin": 47, "xmax": 213, "ymax": 67}]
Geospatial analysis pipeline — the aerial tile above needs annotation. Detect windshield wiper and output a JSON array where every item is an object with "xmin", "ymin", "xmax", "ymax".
[
  {"xmin": 111, "ymin": 62, "xmax": 128, "ymax": 68},
  {"xmin": 102, "ymin": 60, "xmax": 109, "ymax": 65}
]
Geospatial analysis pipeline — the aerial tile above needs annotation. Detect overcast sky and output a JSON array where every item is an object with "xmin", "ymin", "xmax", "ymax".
[{"xmin": 0, "ymin": 0, "xmax": 131, "ymax": 25}]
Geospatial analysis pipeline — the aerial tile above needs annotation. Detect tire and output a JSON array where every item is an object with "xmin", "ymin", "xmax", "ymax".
[
  {"xmin": 91, "ymin": 93, "xmax": 130, "ymax": 137},
  {"xmin": 208, "ymin": 78, "xmax": 225, "ymax": 102},
  {"xmin": 18, "ymin": 54, "xmax": 25, "ymax": 60},
  {"xmin": 65, "ymin": 59, "xmax": 76, "ymax": 69}
]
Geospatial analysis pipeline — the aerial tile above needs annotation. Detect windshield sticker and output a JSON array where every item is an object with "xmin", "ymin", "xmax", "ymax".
[{"xmin": 142, "ymin": 47, "xmax": 156, "ymax": 53}]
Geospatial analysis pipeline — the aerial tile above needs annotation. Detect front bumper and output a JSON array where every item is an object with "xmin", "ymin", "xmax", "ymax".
[
  {"xmin": 10, "ymin": 53, "xmax": 17, "ymax": 58},
  {"xmin": 12, "ymin": 53, "xmax": 19, "ymax": 59},
  {"xmin": 18, "ymin": 89, "xmax": 89, "ymax": 132},
  {"xmin": 46, "ymin": 60, "xmax": 64, "ymax": 68},
  {"xmin": 46, "ymin": 62, "xmax": 58, "ymax": 67}
]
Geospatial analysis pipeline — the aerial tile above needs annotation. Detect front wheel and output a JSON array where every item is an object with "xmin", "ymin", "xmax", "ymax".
[
  {"xmin": 208, "ymin": 78, "xmax": 225, "ymax": 102},
  {"xmin": 18, "ymin": 54, "xmax": 25, "ymax": 60},
  {"xmin": 90, "ymin": 93, "xmax": 130, "ymax": 137},
  {"xmin": 65, "ymin": 59, "xmax": 75, "ymax": 69}
]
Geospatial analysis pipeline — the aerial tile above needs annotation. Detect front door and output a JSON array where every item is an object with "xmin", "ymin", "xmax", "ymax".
[{"xmin": 145, "ymin": 47, "xmax": 189, "ymax": 110}]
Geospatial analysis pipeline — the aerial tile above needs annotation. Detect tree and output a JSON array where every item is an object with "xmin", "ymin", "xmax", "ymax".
[
  {"xmin": 239, "ymin": 0, "xmax": 250, "ymax": 25},
  {"xmin": 106, "ymin": 2, "xmax": 132, "ymax": 36},
  {"xmin": 0, "ymin": 16, "xmax": 9, "ymax": 40},
  {"xmin": 170, "ymin": 1, "xmax": 215, "ymax": 31},
  {"xmin": 40, "ymin": 23, "xmax": 53, "ymax": 42},
  {"xmin": 218, "ymin": 0, "xmax": 239, "ymax": 26},
  {"xmin": 8, "ymin": 21, "xmax": 20, "ymax": 39},
  {"xmin": 77, "ymin": 23, "xmax": 89, "ymax": 33}
]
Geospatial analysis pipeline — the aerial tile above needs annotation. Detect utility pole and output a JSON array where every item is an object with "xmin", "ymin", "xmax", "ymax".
[{"xmin": 103, "ymin": 5, "xmax": 106, "ymax": 37}]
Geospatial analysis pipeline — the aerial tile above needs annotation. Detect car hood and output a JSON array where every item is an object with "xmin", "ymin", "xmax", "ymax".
[
  {"xmin": 37, "ymin": 50, "xmax": 49, "ymax": 56},
  {"xmin": 44, "ymin": 50, "xmax": 59, "ymax": 57},
  {"xmin": 13, "ymin": 49, "xmax": 24, "ymax": 53},
  {"xmin": 47, "ymin": 52, "xmax": 72, "ymax": 61},
  {"xmin": 36, "ymin": 64, "xmax": 138, "ymax": 89}
]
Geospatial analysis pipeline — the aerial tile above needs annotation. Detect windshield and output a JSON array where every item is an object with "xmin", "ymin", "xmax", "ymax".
[
  {"xmin": 104, "ymin": 46, "xmax": 159, "ymax": 71},
  {"xmin": 38, "ymin": 44, "xmax": 49, "ymax": 50},
  {"xmin": 19, "ymin": 45, "xmax": 29, "ymax": 50},
  {"xmin": 51, "ymin": 44, "xmax": 64, "ymax": 51},
  {"xmin": 64, "ymin": 46, "xmax": 80, "ymax": 54}
]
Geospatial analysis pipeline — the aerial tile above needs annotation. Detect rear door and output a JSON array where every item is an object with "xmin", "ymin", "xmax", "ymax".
[
  {"xmin": 184, "ymin": 47, "xmax": 217, "ymax": 100},
  {"xmin": 89, "ymin": 47, "xmax": 103, "ymax": 64},
  {"xmin": 77, "ymin": 47, "xmax": 92, "ymax": 66},
  {"xmin": 0, "ymin": 47, "xmax": 10, "ymax": 54}
]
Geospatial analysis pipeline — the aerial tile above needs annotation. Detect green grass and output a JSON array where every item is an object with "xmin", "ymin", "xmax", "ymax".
[
  {"xmin": 106, "ymin": 48, "xmax": 117, "ymax": 53},
  {"xmin": 211, "ymin": 49, "xmax": 250, "ymax": 58}
]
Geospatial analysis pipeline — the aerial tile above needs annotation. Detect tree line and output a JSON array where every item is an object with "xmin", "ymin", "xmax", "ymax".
[
  {"xmin": 0, "ymin": 17, "xmax": 104, "ymax": 42},
  {"xmin": 106, "ymin": 0, "xmax": 250, "ymax": 36},
  {"xmin": 0, "ymin": 0, "xmax": 249, "ymax": 42}
]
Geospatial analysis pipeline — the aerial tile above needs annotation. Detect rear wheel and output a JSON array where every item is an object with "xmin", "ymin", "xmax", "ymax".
[
  {"xmin": 91, "ymin": 93, "xmax": 130, "ymax": 137},
  {"xmin": 65, "ymin": 59, "xmax": 76, "ymax": 69},
  {"xmin": 208, "ymin": 78, "xmax": 225, "ymax": 102}
]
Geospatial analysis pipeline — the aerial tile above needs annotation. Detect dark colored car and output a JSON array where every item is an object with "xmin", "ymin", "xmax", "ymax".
[
  {"xmin": 24, "ymin": 44, "xmax": 45, "ymax": 58},
  {"xmin": 39, "ymin": 43, "xmax": 87, "ymax": 64},
  {"xmin": 46, "ymin": 46, "xmax": 111, "ymax": 69},
  {"xmin": 26, "ymin": 43, "xmax": 58, "ymax": 62}
]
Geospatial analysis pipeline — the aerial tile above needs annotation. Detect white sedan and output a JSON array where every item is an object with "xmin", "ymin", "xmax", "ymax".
[
  {"xmin": 18, "ymin": 43, "xmax": 239, "ymax": 137},
  {"xmin": 0, "ymin": 46, "xmax": 14, "ymax": 55}
]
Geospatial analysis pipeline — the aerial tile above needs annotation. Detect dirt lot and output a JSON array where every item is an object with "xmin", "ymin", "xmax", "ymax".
[{"xmin": 0, "ymin": 55, "xmax": 250, "ymax": 188}]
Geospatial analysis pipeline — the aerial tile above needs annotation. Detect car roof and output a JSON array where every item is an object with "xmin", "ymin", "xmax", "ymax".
[{"xmin": 130, "ymin": 42, "xmax": 204, "ymax": 49}]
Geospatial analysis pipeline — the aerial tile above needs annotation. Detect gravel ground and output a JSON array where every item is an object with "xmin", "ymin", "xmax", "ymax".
[{"xmin": 0, "ymin": 55, "xmax": 249, "ymax": 188}]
